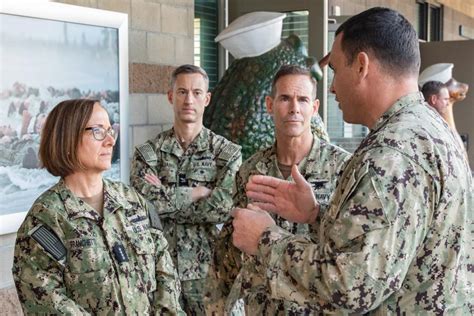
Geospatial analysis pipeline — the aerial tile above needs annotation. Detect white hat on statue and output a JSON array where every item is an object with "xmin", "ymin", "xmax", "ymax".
[
  {"xmin": 419, "ymin": 63, "xmax": 453, "ymax": 86},
  {"xmin": 215, "ymin": 11, "xmax": 286, "ymax": 59}
]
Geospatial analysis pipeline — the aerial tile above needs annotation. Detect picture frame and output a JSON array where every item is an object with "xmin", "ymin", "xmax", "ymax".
[{"xmin": 0, "ymin": 1, "xmax": 129, "ymax": 234}]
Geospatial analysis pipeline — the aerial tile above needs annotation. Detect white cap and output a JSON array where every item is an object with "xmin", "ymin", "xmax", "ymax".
[
  {"xmin": 215, "ymin": 11, "xmax": 286, "ymax": 59},
  {"xmin": 419, "ymin": 63, "xmax": 453, "ymax": 86}
]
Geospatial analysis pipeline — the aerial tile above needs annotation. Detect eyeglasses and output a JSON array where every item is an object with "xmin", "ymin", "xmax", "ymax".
[{"xmin": 85, "ymin": 126, "xmax": 117, "ymax": 141}]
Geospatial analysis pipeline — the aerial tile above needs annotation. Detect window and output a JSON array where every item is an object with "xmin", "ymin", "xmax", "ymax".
[
  {"xmin": 418, "ymin": 1, "xmax": 443, "ymax": 41},
  {"xmin": 194, "ymin": 0, "xmax": 219, "ymax": 89},
  {"xmin": 281, "ymin": 11, "xmax": 309, "ymax": 49}
]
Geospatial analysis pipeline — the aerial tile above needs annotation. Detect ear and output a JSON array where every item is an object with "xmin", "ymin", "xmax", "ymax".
[
  {"xmin": 312, "ymin": 99, "xmax": 320, "ymax": 116},
  {"xmin": 167, "ymin": 90, "xmax": 173, "ymax": 104},
  {"xmin": 265, "ymin": 96, "xmax": 274, "ymax": 114},
  {"xmin": 355, "ymin": 52, "xmax": 370, "ymax": 82},
  {"xmin": 428, "ymin": 95, "xmax": 437, "ymax": 105},
  {"xmin": 204, "ymin": 92, "xmax": 211, "ymax": 108}
]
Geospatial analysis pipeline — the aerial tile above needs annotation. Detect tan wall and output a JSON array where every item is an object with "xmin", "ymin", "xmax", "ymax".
[
  {"xmin": 0, "ymin": 0, "xmax": 193, "ymax": 314},
  {"xmin": 328, "ymin": 0, "xmax": 474, "ymax": 41},
  {"xmin": 53, "ymin": 0, "xmax": 194, "ymax": 158}
]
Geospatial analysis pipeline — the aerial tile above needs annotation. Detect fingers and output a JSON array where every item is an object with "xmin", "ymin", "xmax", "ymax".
[
  {"xmin": 232, "ymin": 205, "xmax": 265, "ymax": 216},
  {"xmin": 291, "ymin": 165, "xmax": 309, "ymax": 188},
  {"xmin": 144, "ymin": 173, "xmax": 161, "ymax": 186},
  {"xmin": 246, "ymin": 181, "xmax": 277, "ymax": 196},
  {"xmin": 231, "ymin": 207, "xmax": 244, "ymax": 218},
  {"xmin": 247, "ymin": 203, "xmax": 263, "ymax": 212},
  {"xmin": 251, "ymin": 202, "xmax": 278, "ymax": 213},
  {"xmin": 248, "ymin": 174, "xmax": 284, "ymax": 188},
  {"xmin": 246, "ymin": 190, "xmax": 275, "ymax": 204}
]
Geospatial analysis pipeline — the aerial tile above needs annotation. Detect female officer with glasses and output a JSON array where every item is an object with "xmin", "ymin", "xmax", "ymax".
[{"xmin": 12, "ymin": 99, "xmax": 184, "ymax": 315}]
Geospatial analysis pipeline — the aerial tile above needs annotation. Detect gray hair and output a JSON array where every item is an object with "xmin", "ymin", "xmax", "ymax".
[{"xmin": 170, "ymin": 64, "xmax": 209, "ymax": 91}]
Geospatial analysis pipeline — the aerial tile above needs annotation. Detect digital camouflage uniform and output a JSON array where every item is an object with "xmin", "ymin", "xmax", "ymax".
[
  {"xmin": 257, "ymin": 93, "xmax": 474, "ymax": 314},
  {"xmin": 206, "ymin": 135, "xmax": 351, "ymax": 315},
  {"xmin": 13, "ymin": 178, "xmax": 184, "ymax": 315},
  {"xmin": 130, "ymin": 127, "xmax": 242, "ymax": 315}
]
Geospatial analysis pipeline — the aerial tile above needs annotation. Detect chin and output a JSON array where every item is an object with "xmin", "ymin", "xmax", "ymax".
[
  {"xmin": 180, "ymin": 117, "xmax": 197, "ymax": 123},
  {"xmin": 283, "ymin": 129, "xmax": 304, "ymax": 138}
]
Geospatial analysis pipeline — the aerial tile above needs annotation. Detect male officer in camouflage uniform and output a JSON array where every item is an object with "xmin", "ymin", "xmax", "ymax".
[
  {"xmin": 421, "ymin": 80, "xmax": 451, "ymax": 117},
  {"xmin": 205, "ymin": 65, "xmax": 350, "ymax": 315},
  {"xmin": 131, "ymin": 64, "xmax": 242, "ymax": 315},
  {"xmin": 233, "ymin": 8, "xmax": 473, "ymax": 314}
]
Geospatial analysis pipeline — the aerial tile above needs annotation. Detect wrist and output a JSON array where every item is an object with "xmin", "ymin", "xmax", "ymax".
[{"xmin": 307, "ymin": 204, "xmax": 320, "ymax": 224}]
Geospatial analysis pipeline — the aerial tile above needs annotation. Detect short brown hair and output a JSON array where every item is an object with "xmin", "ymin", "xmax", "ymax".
[
  {"xmin": 170, "ymin": 64, "xmax": 209, "ymax": 91},
  {"xmin": 270, "ymin": 65, "xmax": 317, "ymax": 100},
  {"xmin": 421, "ymin": 81, "xmax": 447, "ymax": 101},
  {"xmin": 39, "ymin": 99, "xmax": 98, "ymax": 177}
]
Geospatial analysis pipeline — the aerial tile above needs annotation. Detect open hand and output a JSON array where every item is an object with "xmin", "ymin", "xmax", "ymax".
[{"xmin": 246, "ymin": 165, "xmax": 319, "ymax": 224}]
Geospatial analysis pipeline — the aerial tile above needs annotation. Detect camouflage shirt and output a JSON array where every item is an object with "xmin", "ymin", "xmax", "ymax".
[
  {"xmin": 130, "ymin": 127, "xmax": 242, "ymax": 281},
  {"xmin": 13, "ymin": 179, "xmax": 183, "ymax": 315},
  {"xmin": 206, "ymin": 135, "xmax": 350, "ymax": 315},
  {"xmin": 257, "ymin": 93, "xmax": 474, "ymax": 314}
]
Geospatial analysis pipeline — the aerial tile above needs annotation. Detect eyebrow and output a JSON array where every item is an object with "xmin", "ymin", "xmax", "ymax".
[
  {"xmin": 87, "ymin": 124, "xmax": 107, "ymax": 128},
  {"xmin": 177, "ymin": 88, "xmax": 204, "ymax": 92},
  {"xmin": 278, "ymin": 94, "xmax": 311, "ymax": 99}
]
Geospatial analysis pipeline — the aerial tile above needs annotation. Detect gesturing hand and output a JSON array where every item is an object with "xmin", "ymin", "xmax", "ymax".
[{"xmin": 246, "ymin": 165, "xmax": 319, "ymax": 224}]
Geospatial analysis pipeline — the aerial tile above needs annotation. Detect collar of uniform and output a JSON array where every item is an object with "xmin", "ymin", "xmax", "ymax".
[
  {"xmin": 56, "ymin": 179, "xmax": 101, "ymax": 222},
  {"xmin": 255, "ymin": 144, "xmax": 281, "ymax": 177},
  {"xmin": 256, "ymin": 135, "xmax": 320, "ymax": 179},
  {"xmin": 160, "ymin": 127, "xmax": 210, "ymax": 155},
  {"xmin": 371, "ymin": 92, "xmax": 425, "ymax": 133},
  {"xmin": 58, "ymin": 179, "xmax": 132, "ymax": 221},
  {"xmin": 298, "ymin": 134, "xmax": 321, "ymax": 175},
  {"xmin": 102, "ymin": 179, "xmax": 133, "ymax": 214}
]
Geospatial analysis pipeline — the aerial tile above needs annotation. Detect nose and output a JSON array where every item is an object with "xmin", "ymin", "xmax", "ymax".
[
  {"xmin": 184, "ymin": 91, "xmax": 193, "ymax": 103},
  {"xmin": 103, "ymin": 131, "xmax": 116, "ymax": 147},
  {"xmin": 288, "ymin": 97, "xmax": 300, "ymax": 114}
]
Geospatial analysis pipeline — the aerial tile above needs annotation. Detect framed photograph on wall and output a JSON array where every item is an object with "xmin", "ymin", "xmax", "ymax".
[{"xmin": 0, "ymin": 2, "xmax": 129, "ymax": 234}]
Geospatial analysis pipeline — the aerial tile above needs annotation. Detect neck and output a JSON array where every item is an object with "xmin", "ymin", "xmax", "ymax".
[
  {"xmin": 64, "ymin": 172, "xmax": 103, "ymax": 197},
  {"xmin": 276, "ymin": 130, "xmax": 313, "ymax": 166},
  {"xmin": 174, "ymin": 121, "xmax": 202, "ymax": 149},
  {"xmin": 364, "ymin": 75, "xmax": 419, "ymax": 129}
]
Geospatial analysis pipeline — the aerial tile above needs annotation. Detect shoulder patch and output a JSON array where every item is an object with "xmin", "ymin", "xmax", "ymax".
[
  {"xmin": 29, "ymin": 225, "xmax": 66, "ymax": 262},
  {"xmin": 146, "ymin": 201, "xmax": 163, "ymax": 231},
  {"xmin": 219, "ymin": 142, "xmax": 241, "ymax": 162},
  {"xmin": 136, "ymin": 143, "xmax": 158, "ymax": 165}
]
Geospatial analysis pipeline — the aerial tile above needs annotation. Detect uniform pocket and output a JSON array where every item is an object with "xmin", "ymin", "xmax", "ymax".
[
  {"xmin": 159, "ymin": 168, "xmax": 177, "ymax": 184},
  {"xmin": 124, "ymin": 228, "xmax": 157, "ymax": 293},
  {"xmin": 64, "ymin": 257, "xmax": 117, "ymax": 312},
  {"xmin": 187, "ymin": 167, "xmax": 216, "ymax": 183}
]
